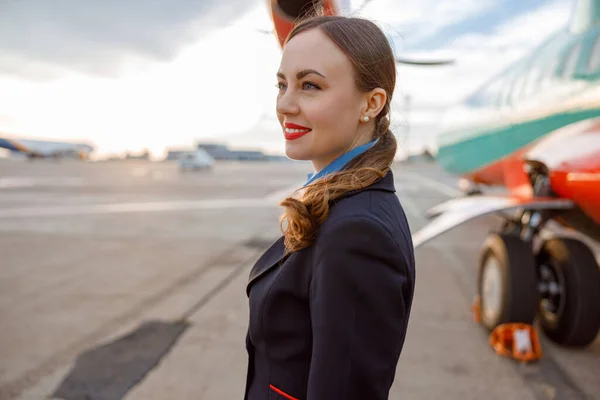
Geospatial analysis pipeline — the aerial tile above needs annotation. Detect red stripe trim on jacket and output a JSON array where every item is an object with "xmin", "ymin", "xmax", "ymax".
[{"xmin": 269, "ymin": 384, "xmax": 299, "ymax": 400}]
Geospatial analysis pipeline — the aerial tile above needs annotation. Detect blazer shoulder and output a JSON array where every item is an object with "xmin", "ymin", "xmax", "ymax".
[
  {"xmin": 318, "ymin": 212, "xmax": 396, "ymax": 247},
  {"xmin": 327, "ymin": 189, "xmax": 407, "ymax": 227},
  {"xmin": 323, "ymin": 190, "xmax": 414, "ymax": 254}
]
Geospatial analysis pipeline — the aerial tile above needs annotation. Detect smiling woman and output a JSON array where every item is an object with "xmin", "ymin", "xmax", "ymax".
[
  {"xmin": 277, "ymin": 16, "xmax": 398, "ymax": 250},
  {"xmin": 244, "ymin": 14, "xmax": 416, "ymax": 400}
]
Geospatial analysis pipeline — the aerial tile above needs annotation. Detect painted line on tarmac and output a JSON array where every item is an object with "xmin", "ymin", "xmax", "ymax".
[
  {"xmin": 0, "ymin": 183, "xmax": 305, "ymax": 219},
  {"xmin": 0, "ymin": 198, "xmax": 269, "ymax": 218},
  {"xmin": 400, "ymin": 175, "xmax": 588, "ymax": 400},
  {"xmin": 0, "ymin": 198, "xmax": 281, "ymax": 218}
]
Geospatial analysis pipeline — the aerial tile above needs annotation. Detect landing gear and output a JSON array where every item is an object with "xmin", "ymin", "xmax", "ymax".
[
  {"xmin": 478, "ymin": 233, "xmax": 537, "ymax": 330},
  {"xmin": 477, "ymin": 226, "xmax": 600, "ymax": 347},
  {"xmin": 473, "ymin": 161, "xmax": 599, "ymax": 347},
  {"xmin": 535, "ymin": 238, "xmax": 600, "ymax": 347}
]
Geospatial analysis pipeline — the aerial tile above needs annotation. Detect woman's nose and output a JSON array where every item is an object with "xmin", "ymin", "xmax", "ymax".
[{"xmin": 276, "ymin": 90, "xmax": 299, "ymax": 116}]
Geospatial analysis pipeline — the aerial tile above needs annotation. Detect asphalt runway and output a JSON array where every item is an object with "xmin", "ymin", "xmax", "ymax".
[{"xmin": 0, "ymin": 158, "xmax": 598, "ymax": 400}]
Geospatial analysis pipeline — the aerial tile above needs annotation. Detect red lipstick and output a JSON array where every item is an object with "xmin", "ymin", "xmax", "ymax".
[{"xmin": 284, "ymin": 122, "xmax": 312, "ymax": 140}]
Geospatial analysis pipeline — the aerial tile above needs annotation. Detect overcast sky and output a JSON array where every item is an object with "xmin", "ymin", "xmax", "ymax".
[{"xmin": 0, "ymin": 0, "xmax": 574, "ymax": 159}]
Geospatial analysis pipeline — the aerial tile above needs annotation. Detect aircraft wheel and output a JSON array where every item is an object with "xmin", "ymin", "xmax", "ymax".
[
  {"xmin": 478, "ymin": 233, "xmax": 537, "ymax": 330},
  {"xmin": 535, "ymin": 238, "xmax": 600, "ymax": 347}
]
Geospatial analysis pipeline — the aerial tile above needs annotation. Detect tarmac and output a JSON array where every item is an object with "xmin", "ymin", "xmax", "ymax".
[{"xmin": 0, "ymin": 158, "xmax": 598, "ymax": 400}]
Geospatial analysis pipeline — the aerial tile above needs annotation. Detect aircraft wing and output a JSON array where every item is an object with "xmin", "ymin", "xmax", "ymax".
[{"xmin": 412, "ymin": 195, "xmax": 574, "ymax": 248}]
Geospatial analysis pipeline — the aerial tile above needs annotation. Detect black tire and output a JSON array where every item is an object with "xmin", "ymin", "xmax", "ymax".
[
  {"xmin": 478, "ymin": 233, "xmax": 538, "ymax": 330},
  {"xmin": 536, "ymin": 238, "xmax": 600, "ymax": 347}
]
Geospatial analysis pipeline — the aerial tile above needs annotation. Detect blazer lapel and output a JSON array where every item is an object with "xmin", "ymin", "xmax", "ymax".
[{"xmin": 246, "ymin": 236, "xmax": 287, "ymax": 294}]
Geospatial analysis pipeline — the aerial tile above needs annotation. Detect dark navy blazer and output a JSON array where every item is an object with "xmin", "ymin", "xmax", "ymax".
[{"xmin": 244, "ymin": 171, "xmax": 416, "ymax": 400}]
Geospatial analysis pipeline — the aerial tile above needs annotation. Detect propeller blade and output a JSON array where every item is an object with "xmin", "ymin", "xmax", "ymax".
[
  {"xmin": 256, "ymin": 28, "xmax": 274, "ymax": 35},
  {"xmin": 395, "ymin": 57, "xmax": 455, "ymax": 66}
]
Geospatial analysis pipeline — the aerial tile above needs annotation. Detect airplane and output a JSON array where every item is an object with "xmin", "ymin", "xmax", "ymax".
[
  {"xmin": 413, "ymin": 0, "xmax": 600, "ymax": 349},
  {"xmin": 265, "ymin": 0, "xmax": 600, "ymax": 349},
  {"xmin": 0, "ymin": 135, "xmax": 95, "ymax": 160}
]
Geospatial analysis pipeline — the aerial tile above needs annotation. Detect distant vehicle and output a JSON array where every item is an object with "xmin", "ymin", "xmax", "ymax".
[
  {"xmin": 0, "ymin": 136, "xmax": 94, "ymax": 160},
  {"xmin": 178, "ymin": 149, "xmax": 214, "ymax": 171}
]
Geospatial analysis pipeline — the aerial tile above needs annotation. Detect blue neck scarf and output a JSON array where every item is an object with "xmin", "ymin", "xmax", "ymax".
[{"xmin": 304, "ymin": 139, "xmax": 378, "ymax": 186}]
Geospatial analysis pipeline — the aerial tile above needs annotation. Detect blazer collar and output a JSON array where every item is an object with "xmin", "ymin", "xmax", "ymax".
[
  {"xmin": 336, "ymin": 169, "xmax": 396, "ymax": 201},
  {"xmin": 367, "ymin": 170, "xmax": 395, "ymax": 192}
]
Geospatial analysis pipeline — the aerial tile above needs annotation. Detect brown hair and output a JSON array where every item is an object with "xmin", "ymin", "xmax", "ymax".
[{"xmin": 279, "ymin": 15, "xmax": 398, "ymax": 253}]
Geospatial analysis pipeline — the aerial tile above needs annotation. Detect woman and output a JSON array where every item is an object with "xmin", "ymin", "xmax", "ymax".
[{"xmin": 244, "ymin": 14, "xmax": 416, "ymax": 400}]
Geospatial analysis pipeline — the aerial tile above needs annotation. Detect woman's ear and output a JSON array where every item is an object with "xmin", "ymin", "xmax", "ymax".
[{"xmin": 362, "ymin": 88, "xmax": 387, "ymax": 120}]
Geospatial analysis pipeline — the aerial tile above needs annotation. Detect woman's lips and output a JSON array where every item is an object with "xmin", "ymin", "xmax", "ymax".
[{"xmin": 284, "ymin": 122, "xmax": 312, "ymax": 140}]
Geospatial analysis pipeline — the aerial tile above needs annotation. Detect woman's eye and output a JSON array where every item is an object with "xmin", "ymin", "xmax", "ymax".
[
  {"xmin": 302, "ymin": 82, "xmax": 320, "ymax": 90},
  {"xmin": 276, "ymin": 82, "xmax": 287, "ymax": 91}
]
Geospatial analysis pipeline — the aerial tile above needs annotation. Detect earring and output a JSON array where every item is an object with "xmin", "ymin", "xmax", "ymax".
[{"xmin": 362, "ymin": 116, "xmax": 369, "ymax": 123}]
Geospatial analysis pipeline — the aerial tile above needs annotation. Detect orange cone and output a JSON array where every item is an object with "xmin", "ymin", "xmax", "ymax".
[{"xmin": 488, "ymin": 323, "xmax": 543, "ymax": 362}]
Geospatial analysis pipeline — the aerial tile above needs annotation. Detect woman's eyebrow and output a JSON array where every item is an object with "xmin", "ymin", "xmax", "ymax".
[{"xmin": 277, "ymin": 69, "xmax": 326, "ymax": 80}]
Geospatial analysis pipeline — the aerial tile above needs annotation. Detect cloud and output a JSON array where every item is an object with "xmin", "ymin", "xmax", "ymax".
[
  {"xmin": 0, "ymin": 0, "xmax": 258, "ymax": 79},
  {"xmin": 450, "ymin": 0, "xmax": 572, "ymax": 53},
  {"xmin": 358, "ymin": 0, "xmax": 497, "ymax": 49}
]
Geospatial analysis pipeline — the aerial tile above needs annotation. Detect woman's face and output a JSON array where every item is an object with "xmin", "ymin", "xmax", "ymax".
[{"xmin": 276, "ymin": 28, "xmax": 374, "ymax": 171}]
